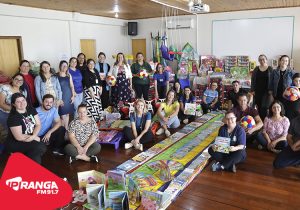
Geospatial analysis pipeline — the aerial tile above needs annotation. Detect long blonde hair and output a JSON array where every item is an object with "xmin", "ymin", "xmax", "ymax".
[{"xmin": 134, "ymin": 99, "xmax": 148, "ymax": 114}]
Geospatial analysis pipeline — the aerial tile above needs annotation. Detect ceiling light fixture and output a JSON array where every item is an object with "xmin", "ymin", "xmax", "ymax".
[
  {"xmin": 150, "ymin": 0, "xmax": 193, "ymax": 14},
  {"xmin": 115, "ymin": 13, "xmax": 119, "ymax": 18},
  {"xmin": 189, "ymin": 0, "xmax": 210, "ymax": 13},
  {"xmin": 113, "ymin": 5, "xmax": 119, "ymax": 13}
]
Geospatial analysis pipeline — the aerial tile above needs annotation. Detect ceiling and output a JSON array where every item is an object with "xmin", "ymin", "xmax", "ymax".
[{"xmin": 0, "ymin": 0, "xmax": 300, "ymax": 20}]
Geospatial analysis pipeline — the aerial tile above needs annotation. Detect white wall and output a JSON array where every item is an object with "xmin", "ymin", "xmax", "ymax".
[
  {"xmin": 197, "ymin": 7, "xmax": 300, "ymax": 71},
  {"xmin": 0, "ymin": 3, "xmax": 130, "ymax": 69},
  {"xmin": 132, "ymin": 15, "xmax": 197, "ymax": 61}
]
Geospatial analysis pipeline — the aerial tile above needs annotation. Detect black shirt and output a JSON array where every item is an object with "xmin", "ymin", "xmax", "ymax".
[
  {"xmin": 82, "ymin": 69, "xmax": 102, "ymax": 89},
  {"xmin": 255, "ymin": 69, "xmax": 268, "ymax": 98},
  {"xmin": 277, "ymin": 70, "xmax": 286, "ymax": 100},
  {"xmin": 228, "ymin": 88, "xmax": 248, "ymax": 107},
  {"xmin": 7, "ymin": 107, "xmax": 38, "ymax": 141}
]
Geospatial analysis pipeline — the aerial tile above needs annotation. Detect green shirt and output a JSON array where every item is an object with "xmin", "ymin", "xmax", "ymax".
[{"xmin": 131, "ymin": 61, "xmax": 152, "ymax": 85}]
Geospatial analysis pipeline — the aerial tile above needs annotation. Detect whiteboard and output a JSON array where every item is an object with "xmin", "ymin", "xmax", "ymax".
[{"xmin": 212, "ymin": 16, "xmax": 294, "ymax": 61}]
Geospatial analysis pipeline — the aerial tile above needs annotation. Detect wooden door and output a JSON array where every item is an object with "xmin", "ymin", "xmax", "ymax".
[
  {"xmin": 80, "ymin": 39, "xmax": 96, "ymax": 60},
  {"xmin": 0, "ymin": 37, "xmax": 23, "ymax": 77},
  {"xmin": 132, "ymin": 39, "xmax": 146, "ymax": 59}
]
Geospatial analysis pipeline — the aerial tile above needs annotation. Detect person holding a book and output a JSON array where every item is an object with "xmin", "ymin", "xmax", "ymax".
[
  {"xmin": 201, "ymin": 82, "xmax": 220, "ymax": 114},
  {"xmin": 156, "ymin": 90, "xmax": 180, "ymax": 137},
  {"xmin": 123, "ymin": 99, "xmax": 153, "ymax": 151},
  {"xmin": 273, "ymin": 114, "xmax": 300, "ymax": 168},
  {"xmin": 179, "ymin": 86, "xmax": 196, "ymax": 124},
  {"xmin": 65, "ymin": 104, "xmax": 100, "ymax": 164},
  {"xmin": 232, "ymin": 92, "xmax": 264, "ymax": 143},
  {"xmin": 209, "ymin": 110, "xmax": 247, "ymax": 172},
  {"xmin": 256, "ymin": 101, "xmax": 289, "ymax": 152}
]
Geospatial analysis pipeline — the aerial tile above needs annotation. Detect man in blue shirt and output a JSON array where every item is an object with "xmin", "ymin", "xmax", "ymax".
[
  {"xmin": 201, "ymin": 82, "xmax": 220, "ymax": 114},
  {"xmin": 36, "ymin": 94, "xmax": 66, "ymax": 155}
]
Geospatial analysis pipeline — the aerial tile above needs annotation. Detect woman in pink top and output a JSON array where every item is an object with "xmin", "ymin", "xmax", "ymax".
[{"xmin": 256, "ymin": 101, "xmax": 289, "ymax": 152}]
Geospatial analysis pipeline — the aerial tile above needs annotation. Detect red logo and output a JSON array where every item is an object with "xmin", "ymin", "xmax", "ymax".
[{"xmin": 0, "ymin": 153, "xmax": 72, "ymax": 210}]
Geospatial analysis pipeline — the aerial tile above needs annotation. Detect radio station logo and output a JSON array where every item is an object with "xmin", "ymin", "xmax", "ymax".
[{"xmin": 6, "ymin": 176, "xmax": 59, "ymax": 195}]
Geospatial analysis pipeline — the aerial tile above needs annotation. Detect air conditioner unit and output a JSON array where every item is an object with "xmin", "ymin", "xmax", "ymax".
[{"xmin": 166, "ymin": 18, "xmax": 194, "ymax": 30}]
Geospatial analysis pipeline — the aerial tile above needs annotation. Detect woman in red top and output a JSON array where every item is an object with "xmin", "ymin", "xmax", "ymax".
[{"xmin": 19, "ymin": 60, "xmax": 38, "ymax": 107}]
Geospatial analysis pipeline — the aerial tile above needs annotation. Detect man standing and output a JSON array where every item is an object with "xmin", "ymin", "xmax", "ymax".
[{"xmin": 36, "ymin": 94, "xmax": 66, "ymax": 155}]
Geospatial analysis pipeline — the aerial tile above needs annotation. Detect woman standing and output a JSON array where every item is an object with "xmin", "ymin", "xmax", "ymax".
[
  {"xmin": 256, "ymin": 101, "xmax": 289, "ymax": 152},
  {"xmin": 209, "ymin": 111, "xmax": 246, "ymax": 173},
  {"xmin": 156, "ymin": 90, "xmax": 180, "ymax": 137},
  {"xmin": 19, "ymin": 60, "xmax": 37, "ymax": 107},
  {"xmin": 95, "ymin": 52, "xmax": 111, "ymax": 109},
  {"xmin": 5, "ymin": 93, "xmax": 46, "ymax": 164},
  {"xmin": 82, "ymin": 59, "xmax": 103, "ymax": 122},
  {"xmin": 271, "ymin": 55, "xmax": 295, "ymax": 104},
  {"xmin": 34, "ymin": 61, "xmax": 63, "ymax": 107},
  {"xmin": 0, "ymin": 73, "xmax": 27, "ymax": 129},
  {"xmin": 123, "ymin": 99, "xmax": 153, "ymax": 151},
  {"xmin": 68, "ymin": 57, "xmax": 84, "ymax": 117},
  {"xmin": 251, "ymin": 54, "xmax": 273, "ymax": 120},
  {"xmin": 131, "ymin": 52, "xmax": 152, "ymax": 100},
  {"xmin": 108, "ymin": 52, "xmax": 133, "ymax": 107},
  {"xmin": 154, "ymin": 63, "xmax": 169, "ymax": 99},
  {"xmin": 76, "ymin": 53, "xmax": 87, "ymax": 73},
  {"xmin": 57, "ymin": 60, "xmax": 76, "ymax": 129}
]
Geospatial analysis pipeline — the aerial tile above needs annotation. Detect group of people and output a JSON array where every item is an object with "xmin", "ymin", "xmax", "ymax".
[
  {"xmin": 209, "ymin": 54, "xmax": 300, "ymax": 172},
  {"xmin": 1, "ymin": 53, "xmax": 300, "ymax": 173}
]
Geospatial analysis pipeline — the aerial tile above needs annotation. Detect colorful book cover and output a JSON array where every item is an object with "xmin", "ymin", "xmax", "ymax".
[
  {"xmin": 107, "ymin": 170, "xmax": 126, "ymax": 192},
  {"xmin": 130, "ymin": 172, "xmax": 157, "ymax": 189},
  {"xmin": 98, "ymin": 130, "xmax": 119, "ymax": 142},
  {"xmin": 187, "ymin": 155, "xmax": 208, "ymax": 170},
  {"xmin": 85, "ymin": 184, "xmax": 105, "ymax": 210},
  {"xmin": 158, "ymin": 161, "xmax": 172, "ymax": 182},
  {"xmin": 184, "ymin": 103, "xmax": 196, "ymax": 115},
  {"xmin": 147, "ymin": 160, "xmax": 183, "ymax": 172},
  {"xmin": 132, "ymin": 151, "xmax": 154, "ymax": 162},
  {"xmin": 77, "ymin": 170, "xmax": 106, "ymax": 189},
  {"xmin": 108, "ymin": 191, "xmax": 129, "ymax": 210},
  {"xmin": 188, "ymin": 121, "xmax": 203, "ymax": 128},
  {"xmin": 116, "ymin": 159, "xmax": 140, "ymax": 172},
  {"xmin": 214, "ymin": 136, "xmax": 231, "ymax": 153},
  {"xmin": 141, "ymin": 190, "xmax": 171, "ymax": 210},
  {"xmin": 127, "ymin": 177, "xmax": 141, "ymax": 207}
]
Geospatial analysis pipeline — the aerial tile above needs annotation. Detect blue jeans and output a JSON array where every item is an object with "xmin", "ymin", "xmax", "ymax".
[
  {"xmin": 73, "ymin": 92, "xmax": 83, "ymax": 117},
  {"xmin": 273, "ymin": 145, "xmax": 300, "ymax": 168},
  {"xmin": 158, "ymin": 111, "xmax": 180, "ymax": 128},
  {"xmin": 0, "ymin": 110, "xmax": 9, "ymax": 129}
]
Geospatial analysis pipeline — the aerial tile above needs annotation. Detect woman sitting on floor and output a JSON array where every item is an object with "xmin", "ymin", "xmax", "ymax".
[
  {"xmin": 209, "ymin": 110, "xmax": 246, "ymax": 173},
  {"xmin": 123, "ymin": 99, "xmax": 153, "ymax": 151},
  {"xmin": 156, "ymin": 90, "xmax": 180, "ymax": 137},
  {"xmin": 179, "ymin": 86, "xmax": 196, "ymax": 124},
  {"xmin": 5, "ymin": 93, "xmax": 46, "ymax": 164},
  {"xmin": 256, "ymin": 101, "xmax": 289, "ymax": 153},
  {"xmin": 64, "ymin": 104, "xmax": 101, "ymax": 164}
]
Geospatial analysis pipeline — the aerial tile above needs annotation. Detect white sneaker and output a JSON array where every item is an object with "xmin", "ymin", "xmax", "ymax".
[
  {"xmin": 165, "ymin": 129, "xmax": 171, "ymax": 137},
  {"xmin": 125, "ymin": 142, "xmax": 133, "ymax": 149},
  {"xmin": 156, "ymin": 128, "xmax": 164, "ymax": 135},
  {"xmin": 135, "ymin": 143, "xmax": 143, "ymax": 151},
  {"xmin": 183, "ymin": 119, "xmax": 189, "ymax": 124}
]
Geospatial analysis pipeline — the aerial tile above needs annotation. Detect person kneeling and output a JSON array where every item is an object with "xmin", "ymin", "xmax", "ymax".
[
  {"xmin": 156, "ymin": 90, "xmax": 180, "ymax": 137},
  {"xmin": 123, "ymin": 99, "xmax": 153, "ymax": 151},
  {"xmin": 64, "ymin": 104, "xmax": 101, "ymax": 164},
  {"xmin": 209, "ymin": 111, "xmax": 246, "ymax": 173}
]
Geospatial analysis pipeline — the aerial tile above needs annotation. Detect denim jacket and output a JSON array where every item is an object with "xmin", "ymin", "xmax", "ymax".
[
  {"xmin": 34, "ymin": 75, "xmax": 62, "ymax": 104},
  {"xmin": 271, "ymin": 67, "xmax": 295, "ymax": 96}
]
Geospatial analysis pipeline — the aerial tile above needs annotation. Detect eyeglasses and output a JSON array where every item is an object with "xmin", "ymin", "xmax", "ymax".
[
  {"xmin": 14, "ymin": 78, "xmax": 23, "ymax": 82},
  {"xmin": 225, "ymin": 117, "xmax": 236, "ymax": 120}
]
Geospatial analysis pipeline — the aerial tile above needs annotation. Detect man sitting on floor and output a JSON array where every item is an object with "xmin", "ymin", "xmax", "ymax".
[
  {"xmin": 36, "ymin": 94, "xmax": 66, "ymax": 155},
  {"xmin": 227, "ymin": 80, "xmax": 252, "ymax": 110},
  {"xmin": 273, "ymin": 115, "xmax": 300, "ymax": 168},
  {"xmin": 232, "ymin": 92, "xmax": 263, "ymax": 143},
  {"xmin": 201, "ymin": 82, "xmax": 220, "ymax": 114}
]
